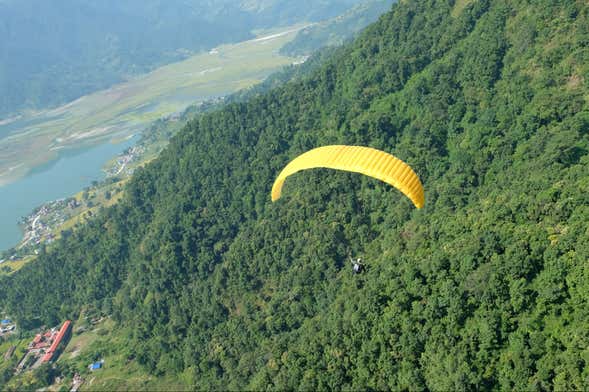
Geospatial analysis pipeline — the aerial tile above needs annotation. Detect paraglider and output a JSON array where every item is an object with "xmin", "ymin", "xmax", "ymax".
[{"xmin": 271, "ymin": 145, "xmax": 424, "ymax": 208}]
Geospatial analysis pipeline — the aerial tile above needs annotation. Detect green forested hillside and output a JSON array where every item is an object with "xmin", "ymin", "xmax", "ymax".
[{"xmin": 1, "ymin": 0, "xmax": 588, "ymax": 389}]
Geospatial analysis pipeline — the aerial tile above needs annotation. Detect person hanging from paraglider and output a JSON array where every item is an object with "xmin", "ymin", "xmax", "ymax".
[
  {"xmin": 350, "ymin": 257, "xmax": 364, "ymax": 274},
  {"xmin": 271, "ymin": 146, "xmax": 424, "ymax": 278}
]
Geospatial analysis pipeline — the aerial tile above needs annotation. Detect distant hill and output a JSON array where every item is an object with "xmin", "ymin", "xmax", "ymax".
[
  {"xmin": 1, "ymin": 0, "xmax": 588, "ymax": 390},
  {"xmin": 280, "ymin": 0, "xmax": 395, "ymax": 56},
  {"xmin": 0, "ymin": 0, "xmax": 363, "ymax": 117}
]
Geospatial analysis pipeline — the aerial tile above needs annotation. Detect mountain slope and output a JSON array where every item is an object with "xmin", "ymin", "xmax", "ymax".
[
  {"xmin": 1, "ymin": 0, "xmax": 588, "ymax": 389},
  {"xmin": 280, "ymin": 0, "xmax": 395, "ymax": 56}
]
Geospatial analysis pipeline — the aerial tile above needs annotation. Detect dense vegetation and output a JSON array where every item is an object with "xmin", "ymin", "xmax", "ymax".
[
  {"xmin": 2, "ymin": 0, "xmax": 589, "ymax": 389},
  {"xmin": 0, "ymin": 0, "xmax": 362, "ymax": 117}
]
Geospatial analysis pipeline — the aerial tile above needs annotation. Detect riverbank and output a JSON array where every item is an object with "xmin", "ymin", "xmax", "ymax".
[{"xmin": 0, "ymin": 107, "xmax": 190, "ymax": 274}]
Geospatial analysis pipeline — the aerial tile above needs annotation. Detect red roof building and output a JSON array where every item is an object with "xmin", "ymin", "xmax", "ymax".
[
  {"xmin": 33, "ymin": 341, "xmax": 49, "ymax": 350},
  {"xmin": 41, "ymin": 320, "xmax": 71, "ymax": 363}
]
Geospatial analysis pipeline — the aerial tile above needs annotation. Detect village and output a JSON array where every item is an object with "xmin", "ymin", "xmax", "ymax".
[
  {"xmin": 0, "ymin": 144, "xmax": 142, "ymax": 268},
  {"xmin": 104, "ymin": 144, "xmax": 144, "ymax": 178},
  {"xmin": 15, "ymin": 320, "xmax": 72, "ymax": 374},
  {"xmin": 19, "ymin": 144, "xmax": 146, "ymax": 246},
  {"xmin": 18, "ymin": 199, "xmax": 77, "ymax": 249},
  {"xmin": 1, "ymin": 316, "xmax": 107, "ymax": 391},
  {"xmin": 0, "ymin": 197, "xmax": 84, "ymax": 269}
]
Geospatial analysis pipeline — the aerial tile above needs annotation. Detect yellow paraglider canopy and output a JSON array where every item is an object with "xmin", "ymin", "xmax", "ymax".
[{"xmin": 271, "ymin": 145, "xmax": 424, "ymax": 208}]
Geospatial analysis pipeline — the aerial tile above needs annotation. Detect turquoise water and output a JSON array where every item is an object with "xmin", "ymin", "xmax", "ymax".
[{"xmin": 0, "ymin": 137, "xmax": 137, "ymax": 251}]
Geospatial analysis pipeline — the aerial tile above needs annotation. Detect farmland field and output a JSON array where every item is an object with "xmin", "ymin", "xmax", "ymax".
[{"xmin": 0, "ymin": 25, "xmax": 308, "ymax": 186}]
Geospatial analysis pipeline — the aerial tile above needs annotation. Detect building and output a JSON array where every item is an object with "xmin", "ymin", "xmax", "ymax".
[{"xmin": 41, "ymin": 320, "xmax": 71, "ymax": 363}]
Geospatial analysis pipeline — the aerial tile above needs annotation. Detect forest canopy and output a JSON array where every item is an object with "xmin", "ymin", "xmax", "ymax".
[{"xmin": 1, "ymin": 0, "xmax": 588, "ymax": 390}]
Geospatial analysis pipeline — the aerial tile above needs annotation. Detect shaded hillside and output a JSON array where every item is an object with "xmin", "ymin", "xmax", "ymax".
[
  {"xmin": 280, "ymin": 0, "xmax": 395, "ymax": 56},
  {"xmin": 2, "ymin": 0, "xmax": 588, "ymax": 390}
]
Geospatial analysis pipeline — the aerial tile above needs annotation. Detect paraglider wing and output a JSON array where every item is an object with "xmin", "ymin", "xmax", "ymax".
[{"xmin": 271, "ymin": 145, "xmax": 424, "ymax": 208}]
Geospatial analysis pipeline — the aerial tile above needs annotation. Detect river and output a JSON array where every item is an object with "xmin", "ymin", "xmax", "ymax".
[{"xmin": 0, "ymin": 137, "xmax": 137, "ymax": 251}]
